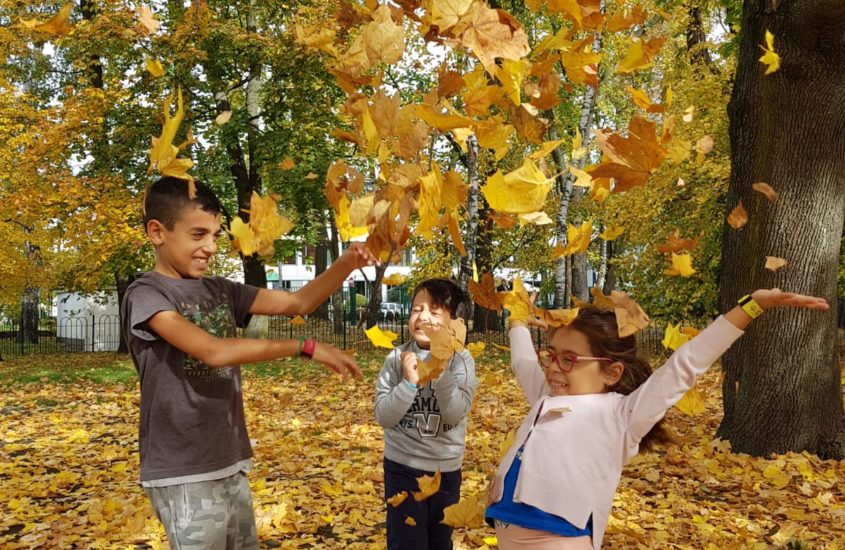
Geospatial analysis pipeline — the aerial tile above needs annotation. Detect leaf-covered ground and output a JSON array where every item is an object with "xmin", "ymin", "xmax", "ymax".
[{"xmin": 1, "ymin": 351, "xmax": 843, "ymax": 549}]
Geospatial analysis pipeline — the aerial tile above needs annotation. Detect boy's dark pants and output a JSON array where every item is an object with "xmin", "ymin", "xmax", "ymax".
[{"xmin": 384, "ymin": 457, "xmax": 461, "ymax": 550}]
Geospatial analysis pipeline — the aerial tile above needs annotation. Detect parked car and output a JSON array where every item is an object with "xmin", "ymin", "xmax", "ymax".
[{"xmin": 380, "ymin": 302, "xmax": 401, "ymax": 321}]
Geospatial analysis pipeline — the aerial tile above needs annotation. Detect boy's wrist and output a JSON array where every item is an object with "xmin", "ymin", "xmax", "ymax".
[{"xmin": 403, "ymin": 378, "xmax": 418, "ymax": 390}]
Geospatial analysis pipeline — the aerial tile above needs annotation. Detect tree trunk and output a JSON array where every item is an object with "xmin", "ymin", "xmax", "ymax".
[
  {"xmin": 602, "ymin": 239, "xmax": 618, "ymax": 295},
  {"xmin": 18, "ymin": 286, "xmax": 39, "ymax": 344},
  {"xmin": 314, "ymin": 239, "xmax": 331, "ymax": 320},
  {"xmin": 471, "ymin": 210, "xmax": 501, "ymax": 331},
  {"xmin": 364, "ymin": 263, "xmax": 388, "ymax": 328},
  {"xmin": 553, "ymin": 32, "xmax": 602, "ymax": 306},
  {"xmin": 459, "ymin": 135, "xmax": 480, "ymax": 313},
  {"xmin": 716, "ymin": 0, "xmax": 845, "ymax": 459}
]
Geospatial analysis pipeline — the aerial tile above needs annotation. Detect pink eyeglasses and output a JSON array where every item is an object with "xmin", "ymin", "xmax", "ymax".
[{"xmin": 537, "ymin": 350, "xmax": 613, "ymax": 372}]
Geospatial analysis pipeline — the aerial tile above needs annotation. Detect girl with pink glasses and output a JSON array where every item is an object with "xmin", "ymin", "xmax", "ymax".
[{"xmin": 485, "ymin": 288, "xmax": 828, "ymax": 549}]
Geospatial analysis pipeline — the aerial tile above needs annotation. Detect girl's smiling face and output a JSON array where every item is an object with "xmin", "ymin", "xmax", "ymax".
[
  {"xmin": 543, "ymin": 326, "xmax": 624, "ymax": 396},
  {"xmin": 408, "ymin": 289, "xmax": 452, "ymax": 349}
]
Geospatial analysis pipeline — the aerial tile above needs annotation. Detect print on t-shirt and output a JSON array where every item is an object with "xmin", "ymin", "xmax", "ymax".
[{"xmin": 180, "ymin": 296, "xmax": 237, "ymax": 380}]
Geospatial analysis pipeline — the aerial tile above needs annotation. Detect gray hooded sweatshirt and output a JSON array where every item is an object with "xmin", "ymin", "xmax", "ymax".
[{"xmin": 375, "ymin": 341, "xmax": 478, "ymax": 472}]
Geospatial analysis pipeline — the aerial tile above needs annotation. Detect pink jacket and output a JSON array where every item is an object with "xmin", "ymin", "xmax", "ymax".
[{"xmin": 489, "ymin": 316, "xmax": 743, "ymax": 548}]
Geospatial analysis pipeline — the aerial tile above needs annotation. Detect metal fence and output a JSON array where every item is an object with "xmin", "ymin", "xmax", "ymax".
[{"xmin": 2, "ymin": 297, "xmax": 842, "ymax": 358}]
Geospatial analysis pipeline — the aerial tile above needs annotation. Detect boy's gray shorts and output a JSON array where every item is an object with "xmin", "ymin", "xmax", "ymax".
[{"xmin": 144, "ymin": 471, "xmax": 259, "ymax": 550}]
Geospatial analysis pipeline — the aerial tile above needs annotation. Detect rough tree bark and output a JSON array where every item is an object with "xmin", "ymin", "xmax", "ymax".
[{"xmin": 716, "ymin": 0, "xmax": 845, "ymax": 459}]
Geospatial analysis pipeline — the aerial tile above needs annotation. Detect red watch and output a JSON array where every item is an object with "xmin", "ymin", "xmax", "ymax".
[{"xmin": 300, "ymin": 338, "xmax": 317, "ymax": 359}]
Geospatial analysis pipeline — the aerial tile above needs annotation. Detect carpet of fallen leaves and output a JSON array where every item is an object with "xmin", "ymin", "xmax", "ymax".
[{"xmin": 1, "ymin": 350, "xmax": 844, "ymax": 549}]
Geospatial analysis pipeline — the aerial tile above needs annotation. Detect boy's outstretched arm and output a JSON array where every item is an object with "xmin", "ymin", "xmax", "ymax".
[
  {"xmin": 250, "ymin": 243, "xmax": 379, "ymax": 316},
  {"xmin": 147, "ymin": 310, "xmax": 361, "ymax": 376}
]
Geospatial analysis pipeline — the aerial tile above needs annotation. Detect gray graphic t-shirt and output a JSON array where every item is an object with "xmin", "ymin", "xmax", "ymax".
[{"xmin": 121, "ymin": 272, "xmax": 260, "ymax": 482}]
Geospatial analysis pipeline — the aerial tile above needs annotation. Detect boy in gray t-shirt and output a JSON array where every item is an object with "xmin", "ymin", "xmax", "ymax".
[
  {"xmin": 122, "ymin": 177, "xmax": 377, "ymax": 548},
  {"xmin": 375, "ymin": 278, "xmax": 478, "ymax": 549}
]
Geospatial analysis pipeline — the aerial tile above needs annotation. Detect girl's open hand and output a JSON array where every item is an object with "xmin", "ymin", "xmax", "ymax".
[
  {"xmin": 750, "ymin": 288, "xmax": 830, "ymax": 311},
  {"xmin": 312, "ymin": 342, "xmax": 362, "ymax": 378}
]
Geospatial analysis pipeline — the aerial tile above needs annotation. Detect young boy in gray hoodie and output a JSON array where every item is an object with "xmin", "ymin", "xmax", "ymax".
[{"xmin": 375, "ymin": 278, "xmax": 478, "ymax": 549}]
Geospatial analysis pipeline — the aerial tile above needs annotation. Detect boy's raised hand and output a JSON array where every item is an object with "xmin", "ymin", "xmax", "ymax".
[
  {"xmin": 341, "ymin": 242, "xmax": 380, "ymax": 270},
  {"xmin": 751, "ymin": 288, "xmax": 829, "ymax": 311},
  {"xmin": 311, "ymin": 342, "xmax": 362, "ymax": 378}
]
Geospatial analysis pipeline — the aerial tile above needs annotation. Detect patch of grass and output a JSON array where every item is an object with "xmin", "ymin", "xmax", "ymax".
[{"xmin": 0, "ymin": 353, "xmax": 136, "ymax": 386}]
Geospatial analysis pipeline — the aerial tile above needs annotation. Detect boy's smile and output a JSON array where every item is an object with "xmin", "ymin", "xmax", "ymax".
[
  {"xmin": 149, "ymin": 205, "xmax": 223, "ymax": 279},
  {"xmin": 408, "ymin": 289, "xmax": 451, "ymax": 349}
]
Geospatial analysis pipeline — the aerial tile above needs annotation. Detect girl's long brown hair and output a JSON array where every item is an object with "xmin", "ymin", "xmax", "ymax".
[{"xmin": 563, "ymin": 307, "xmax": 673, "ymax": 449}]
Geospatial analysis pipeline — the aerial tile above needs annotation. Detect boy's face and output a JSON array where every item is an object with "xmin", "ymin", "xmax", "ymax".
[
  {"xmin": 148, "ymin": 205, "xmax": 222, "ymax": 279},
  {"xmin": 408, "ymin": 289, "xmax": 452, "ymax": 349}
]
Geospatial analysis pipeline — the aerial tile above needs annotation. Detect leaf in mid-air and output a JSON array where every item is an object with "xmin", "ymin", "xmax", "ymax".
[{"xmin": 758, "ymin": 30, "xmax": 780, "ymax": 75}]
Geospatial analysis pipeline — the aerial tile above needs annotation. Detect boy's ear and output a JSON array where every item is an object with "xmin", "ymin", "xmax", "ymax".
[
  {"xmin": 604, "ymin": 361, "xmax": 624, "ymax": 387},
  {"xmin": 147, "ymin": 219, "xmax": 166, "ymax": 245}
]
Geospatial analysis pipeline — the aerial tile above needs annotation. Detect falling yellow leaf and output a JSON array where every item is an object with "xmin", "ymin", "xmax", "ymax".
[
  {"xmin": 305, "ymin": 172, "xmax": 319, "ymax": 180},
  {"xmin": 536, "ymin": 307, "xmax": 579, "ymax": 328},
  {"xmin": 599, "ymin": 226, "xmax": 624, "ymax": 241},
  {"xmin": 145, "ymin": 58, "xmax": 165, "ymax": 78},
  {"xmin": 387, "ymin": 491, "xmax": 408, "ymax": 507},
  {"xmin": 752, "ymin": 182, "xmax": 778, "ymax": 202},
  {"xmin": 529, "ymin": 140, "xmax": 564, "ymax": 160},
  {"xmin": 405, "ymin": 515, "xmax": 417, "ymax": 526},
  {"xmin": 759, "ymin": 30, "xmax": 780, "ymax": 75},
  {"xmin": 290, "ymin": 316, "xmax": 306, "ymax": 325},
  {"xmin": 417, "ymin": 319, "xmax": 467, "ymax": 384},
  {"xmin": 382, "ymin": 273, "xmax": 407, "ymax": 286},
  {"xmin": 502, "ymin": 277, "xmax": 532, "ymax": 322},
  {"xmin": 413, "ymin": 470, "xmax": 442, "ymax": 501},
  {"xmin": 441, "ymin": 495, "xmax": 485, "ymax": 528},
  {"xmin": 466, "ymin": 342, "xmax": 486, "ymax": 358},
  {"xmin": 21, "ymin": 3, "xmax": 74, "ymax": 36},
  {"xmin": 136, "ymin": 4, "xmax": 160, "ymax": 34},
  {"xmin": 569, "ymin": 166, "xmax": 593, "ymax": 188},
  {"xmin": 765, "ymin": 256, "xmax": 787, "ymax": 272},
  {"xmin": 616, "ymin": 36, "xmax": 666, "ymax": 74},
  {"xmin": 675, "ymin": 385, "xmax": 705, "ymax": 415},
  {"xmin": 727, "ymin": 201, "xmax": 748, "ymax": 229},
  {"xmin": 555, "ymin": 220, "xmax": 593, "ymax": 257},
  {"xmin": 665, "ymin": 253, "xmax": 697, "ymax": 277},
  {"xmin": 148, "ymin": 88, "xmax": 195, "ymax": 189},
  {"xmin": 496, "ymin": 58, "xmax": 531, "ymax": 106},
  {"xmin": 662, "ymin": 323, "xmax": 690, "ymax": 351},
  {"xmin": 365, "ymin": 325, "xmax": 398, "ymax": 350},
  {"xmin": 229, "ymin": 192, "xmax": 294, "ymax": 257},
  {"xmin": 481, "ymin": 159, "xmax": 552, "ymax": 215},
  {"xmin": 682, "ymin": 105, "xmax": 695, "ymax": 123},
  {"xmin": 571, "ymin": 127, "xmax": 587, "ymax": 159}
]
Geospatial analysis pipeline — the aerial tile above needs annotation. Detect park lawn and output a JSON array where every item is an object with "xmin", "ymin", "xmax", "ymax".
[{"xmin": 0, "ymin": 350, "xmax": 843, "ymax": 549}]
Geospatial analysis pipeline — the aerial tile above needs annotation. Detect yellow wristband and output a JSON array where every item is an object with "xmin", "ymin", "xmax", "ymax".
[{"xmin": 738, "ymin": 295, "xmax": 764, "ymax": 319}]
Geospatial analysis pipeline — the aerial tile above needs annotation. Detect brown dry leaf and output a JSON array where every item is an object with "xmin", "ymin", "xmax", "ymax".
[
  {"xmin": 510, "ymin": 105, "xmax": 548, "ymax": 144},
  {"xmin": 609, "ymin": 290, "xmax": 650, "ymax": 337},
  {"xmin": 605, "ymin": 4, "xmax": 647, "ymax": 32},
  {"xmin": 387, "ymin": 491, "xmax": 409, "ymax": 507},
  {"xmin": 289, "ymin": 316, "xmax": 306, "ymax": 325},
  {"xmin": 656, "ymin": 231, "xmax": 698, "ymax": 254},
  {"xmin": 405, "ymin": 515, "xmax": 417, "ymax": 526},
  {"xmin": 727, "ymin": 201, "xmax": 748, "ymax": 229},
  {"xmin": 364, "ymin": 6, "xmax": 405, "ymax": 65},
  {"xmin": 215, "ymin": 111, "xmax": 233, "ymax": 126},
  {"xmin": 459, "ymin": 3, "xmax": 530, "ymax": 74},
  {"xmin": 413, "ymin": 470, "xmax": 442, "ymax": 501},
  {"xmin": 279, "ymin": 157, "xmax": 295, "ymax": 171},
  {"xmin": 587, "ymin": 116, "xmax": 667, "ymax": 192},
  {"xmin": 468, "ymin": 273, "xmax": 505, "ymax": 312},
  {"xmin": 765, "ymin": 256, "xmax": 787, "ymax": 272},
  {"xmin": 752, "ymin": 182, "xmax": 778, "ymax": 202},
  {"xmin": 694, "ymin": 135, "xmax": 714, "ymax": 164}
]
